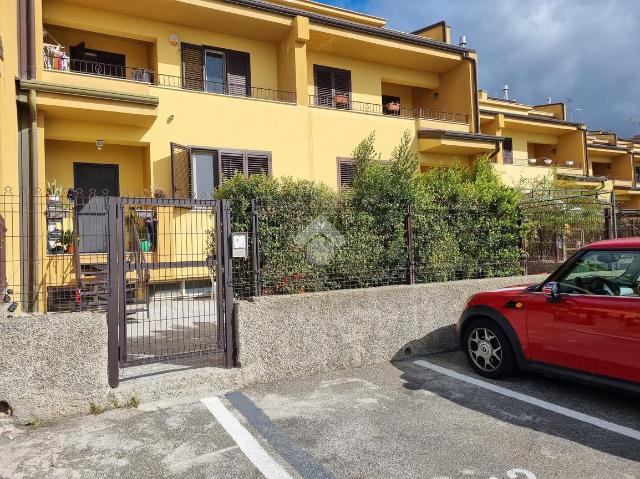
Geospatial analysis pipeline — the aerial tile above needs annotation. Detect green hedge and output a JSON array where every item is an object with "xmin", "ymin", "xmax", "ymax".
[{"xmin": 216, "ymin": 131, "xmax": 525, "ymax": 296}]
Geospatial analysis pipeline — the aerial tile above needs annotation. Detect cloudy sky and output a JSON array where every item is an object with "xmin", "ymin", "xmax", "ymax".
[{"xmin": 323, "ymin": 0, "xmax": 640, "ymax": 138}]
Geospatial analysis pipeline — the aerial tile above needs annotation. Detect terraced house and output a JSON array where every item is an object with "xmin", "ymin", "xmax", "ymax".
[{"xmin": 0, "ymin": 0, "xmax": 638, "ymax": 315}]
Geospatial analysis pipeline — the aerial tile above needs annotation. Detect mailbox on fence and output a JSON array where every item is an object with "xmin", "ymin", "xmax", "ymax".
[{"xmin": 232, "ymin": 232, "xmax": 248, "ymax": 259}]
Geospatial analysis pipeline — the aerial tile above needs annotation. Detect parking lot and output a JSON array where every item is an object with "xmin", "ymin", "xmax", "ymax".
[{"xmin": 1, "ymin": 351, "xmax": 638, "ymax": 479}]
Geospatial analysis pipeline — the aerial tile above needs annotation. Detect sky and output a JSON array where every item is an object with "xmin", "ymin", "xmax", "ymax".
[{"xmin": 321, "ymin": 0, "xmax": 640, "ymax": 138}]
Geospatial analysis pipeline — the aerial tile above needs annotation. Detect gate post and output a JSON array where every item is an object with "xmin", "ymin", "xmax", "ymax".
[
  {"xmin": 250, "ymin": 199, "xmax": 262, "ymax": 297},
  {"xmin": 405, "ymin": 203, "xmax": 416, "ymax": 285},
  {"xmin": 221, "ymin": 199, "xmax": 236, "ymax": 367},
  {"xmin": 106, "ymin": 197, "xmax": 120, "ymax": 388}
]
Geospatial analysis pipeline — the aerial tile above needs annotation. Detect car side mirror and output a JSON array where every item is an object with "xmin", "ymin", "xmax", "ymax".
[{"xmin": 542, "ymin": 282, "xmax": 561, "ymax": 302}]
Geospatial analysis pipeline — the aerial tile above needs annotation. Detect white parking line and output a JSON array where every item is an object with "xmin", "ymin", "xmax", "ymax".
[
  {"xmin": 414, "ymin": 359, "xmax": 640, "ymax": 441},
  {"xmin": 201, "ymin": 397, "xmax": 294, "ymax": 479}
]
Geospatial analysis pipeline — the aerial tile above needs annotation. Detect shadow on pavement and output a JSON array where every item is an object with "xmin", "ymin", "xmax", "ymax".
[{"xmin": 393, "ymin": 358, "xmax": 640, "ymax": 463}]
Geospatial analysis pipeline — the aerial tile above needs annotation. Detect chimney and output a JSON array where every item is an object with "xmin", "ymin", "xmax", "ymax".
[
  {"xmin": 458, "ymin": 35, "xmax": 467, "ymax": 47},
  {"xmin": 501, "ymin": 84, "xmax": 510, "ymax": 101}
]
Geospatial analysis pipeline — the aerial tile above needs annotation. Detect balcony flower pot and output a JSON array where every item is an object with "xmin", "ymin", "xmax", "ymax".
[
  {"xmin": 334, "ymin": 95, "xmax": 349, "ymax": 106},
  {"xmin": 565, "ymin": 160, "xmax": 575, "ymax": 167},
  {"xmin": 543, "ymin": 158, "xmax": 553, "ymax": 166},
  {"xmin": 528, "ymin": 159, "xmax": 537, "ymax": 165},
  {"xmin": 386, "ymin": 102, "xmax": 401, "ymax": 113}
]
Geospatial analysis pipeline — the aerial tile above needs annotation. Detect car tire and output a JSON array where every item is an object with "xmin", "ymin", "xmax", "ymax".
[{"xmin": 463, "ymin": 318, "xmax": 517, "ymax": 379}]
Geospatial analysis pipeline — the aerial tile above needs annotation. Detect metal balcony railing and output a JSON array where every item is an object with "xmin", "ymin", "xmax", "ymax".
[
  {"xmin": 507, "ymin": 158, "xmax": 580, "ymax": 169},
  {"xmin": 309, "ymin": 95, "xmax": 469, "ymax": 124},
  {"xmin": 43, "ymin": 53, "xmax": 296, "ymax": 104},
  {"xmin": 154, "ymin": 74, "xmax": 296, "ymax": 103},
  {"xmin": 44, "ymin": 53, "xmax": 155, "ymax": 83}
]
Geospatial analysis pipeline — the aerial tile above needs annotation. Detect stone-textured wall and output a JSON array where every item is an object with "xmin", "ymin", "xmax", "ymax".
[
  {"xmin": 236, "ymin": 275, "xmax": 547, "ymax": 382},
  {"xmin": 0, "ymin": 312, "xmax": 109, "ymax": 421}
]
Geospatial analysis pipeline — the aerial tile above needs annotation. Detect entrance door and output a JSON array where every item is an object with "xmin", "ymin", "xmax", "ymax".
[{"xmin": 74, "ymin": 163, "xmax": 119, "ymax": 253}]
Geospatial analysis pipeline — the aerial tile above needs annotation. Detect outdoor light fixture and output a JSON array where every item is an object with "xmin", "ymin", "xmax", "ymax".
[
  {"xmin": 96, "ymin": 139, "xmax": 104, "ymax": 151},
  {"xmin": 169, "ymin": 34, "xmax": 179, "ymax": 46}
]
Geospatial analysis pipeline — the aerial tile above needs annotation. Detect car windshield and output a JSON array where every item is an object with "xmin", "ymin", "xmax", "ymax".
[{"xmin": 558, "ymin": 250, "xmax": 640, "ymax": 297}]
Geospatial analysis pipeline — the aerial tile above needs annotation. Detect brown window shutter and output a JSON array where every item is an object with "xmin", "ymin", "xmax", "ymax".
[
  {"xmin": 226, "ymin": 51, "xmax": 250, "ymax": 96},
  {"xmin": 170, "ymin": 142, "xmax": 192, "ymax": 198},
  {"xmin": 246, "ymin": 153, "xmax": 271, "ymax": 177},
  {"xmin": 338, "ymin": 159, "xmax": 355, "ymax": 190},
  {"xmin": 181, "ymin": 43, "xmax": 204, "ymax": 91},
  {"xmin": 333, "ymin": 68, "xmax": 351, "ymax": 109},
  {"xmin": 219, "ymin": 151, "xmax": 245, "ymax": 181},
  {"xmin": 503, "ymin": 137, "xmax": 514, "ymax": 164},
  {"xmin": 314, "ymin": 65, "xmax": 334, "ymax": 107}
]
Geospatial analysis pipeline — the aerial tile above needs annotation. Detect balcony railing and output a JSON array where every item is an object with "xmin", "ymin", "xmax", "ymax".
[
  {"xmin": 155, "ymin": 74, "xmax": 296, "ymax": 103},
  {"xmin": 506, "ymin": 158, "xmax": 580, "ymax": 169},
  {"xmin": 309, "ymin": 95, "xmax": 469, "ymax": 124},
  {"xmin": 44, "ymin": 53, "xmax": 155, "ymax": 83},
  {"xmin": 43, "ymin": 53, "xmax": 297, "ymax": 104}
]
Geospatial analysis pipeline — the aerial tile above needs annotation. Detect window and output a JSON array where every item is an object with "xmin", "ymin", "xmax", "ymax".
[
  {"xmin": 181, "ymin": 43, "xmax": 250, "ymax": 95},
  {"xmin": 557, "ymin": 250, "xmax": 640, "ymax": 297},
  {"xmin": 69, "ymin": 42, "xmax": 126, "ymax": 78},
  {"xmin": 503, "ymin": 138, "xmax": 513, "ymax": 164},
  {"xmin": 337, "ymin": 158, "xmax": 356, "ymax": 190},
  {"xmin": 170, "ymin": 143, "xmax": 270, "ymax": 199},
  {"xmin": 314, "ymin": 65, "xmax": 351, "ymax": 109}
]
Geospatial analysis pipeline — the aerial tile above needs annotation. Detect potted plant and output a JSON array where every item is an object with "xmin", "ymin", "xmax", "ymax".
[
  {"xmin": 565, "ymin": 160, "xmax": 575, "ymax": 167},
  {"xmin": 386, "ymin": 101, "xmax": 401, "ymax": 113},
  {"xmin": 334, "ymin": 94, "xmax": 349, "ymax": 106},
  {"xmin": 61, "ymin": 230, "xmax": 75, "ymax": 254},
  {"xmin": 543, "ymin": 158, "xmax": 553, "ymax": 166},
  {"xmin": 47, "ymin": 180, "xmax": 63, "ymax": 203}
]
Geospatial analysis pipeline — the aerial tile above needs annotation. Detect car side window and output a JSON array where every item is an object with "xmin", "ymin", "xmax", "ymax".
[{"xmin": 557, "ymin": 250, "xmax": 640, "ymax": 297}]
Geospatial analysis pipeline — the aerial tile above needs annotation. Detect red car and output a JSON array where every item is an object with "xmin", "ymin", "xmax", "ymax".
[{"xmin": 457, "ymin": 237, "xmax": 640, "ymax": 394}]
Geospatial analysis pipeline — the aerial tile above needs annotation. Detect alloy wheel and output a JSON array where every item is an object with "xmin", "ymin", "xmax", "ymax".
[{"xmin": 467, "ymin": 327, "xmax": 503, "ymax": 372}]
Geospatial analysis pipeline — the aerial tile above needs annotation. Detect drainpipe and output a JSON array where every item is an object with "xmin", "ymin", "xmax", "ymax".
[
  {"xmin": 488, "ymin": 140, "xmax": 502, "ymax": 162},
  {"xmin": 26, "ymin": 0, "xmax": 37, "ymax": 79},
  {"xmin": 463, "ymin": 54, "xmax": 481, "ymax": 134},
  {"xmin": 27, "ymin": 89, "xmax": 39, "ymax": 312}
]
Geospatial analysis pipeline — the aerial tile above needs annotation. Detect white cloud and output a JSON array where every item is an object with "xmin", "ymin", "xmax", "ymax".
[{"xmin": 343, "ymin": 0, "xmax": 640, "ymax": 136}]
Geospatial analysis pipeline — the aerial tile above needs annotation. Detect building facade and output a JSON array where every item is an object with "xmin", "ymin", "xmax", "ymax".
[{"xmin": 0, "ymin": 0, "xmax": 639, "ymax": 312}]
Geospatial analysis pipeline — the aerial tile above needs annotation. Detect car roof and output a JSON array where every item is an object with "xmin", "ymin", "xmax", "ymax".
[{"xmin": 584, "ymin": 237, "xmax": 640, "ymax": 250}]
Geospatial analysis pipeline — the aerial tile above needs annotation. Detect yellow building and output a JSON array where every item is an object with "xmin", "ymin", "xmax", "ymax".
[{"xmin": 0, "ymin": 0, "xmax": 638, "ymax": 311}]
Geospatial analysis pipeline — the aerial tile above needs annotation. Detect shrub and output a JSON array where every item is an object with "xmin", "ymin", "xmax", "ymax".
[{"xmin": 215, "ymin": 131, "xmax": 524, "ymax": 295}]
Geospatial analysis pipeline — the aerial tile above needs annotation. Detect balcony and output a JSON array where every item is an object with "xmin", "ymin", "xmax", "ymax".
[
  {"xmin": 43, "ymin": 52, "xmax": 296, "ymax": 104},
  {"xmin": 308, "ymin": 95, "xmax": 469, "ymax": 124},
  {"xmin": 507, "ymin": 157, "xmax": 581, "ymax": 169}
]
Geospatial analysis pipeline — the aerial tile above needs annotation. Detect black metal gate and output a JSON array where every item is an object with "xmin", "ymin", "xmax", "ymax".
[
  {"xmin": 106, "ymin": 197, "xmax": 234, "ymax": 387},
  {"xmin": 616, "ymin": 209, "xmax": 640, "ymax": 238}
]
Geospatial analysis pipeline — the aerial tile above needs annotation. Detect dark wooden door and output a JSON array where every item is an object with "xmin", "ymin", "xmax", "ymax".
[{"xmin": 74, "ymin": 163, "xmax": 119, "ymax": 253}]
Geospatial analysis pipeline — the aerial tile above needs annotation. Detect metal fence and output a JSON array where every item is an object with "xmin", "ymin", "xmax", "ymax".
[{"xmin": 231, "ymin": 199, "xmax": 525, "ymax": 298}]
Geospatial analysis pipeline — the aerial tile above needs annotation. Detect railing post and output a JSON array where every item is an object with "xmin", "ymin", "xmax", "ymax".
[
  {"xmin": 405, "ymin": 203, "xmax": 416, "ymax": 285},
  {"xmin": 250, "ymin": 199, "xmax": 262, "ymax": 297},
  {"xmin": 610, "ymin": 191, "xmax": 618, "ymax": 239}
]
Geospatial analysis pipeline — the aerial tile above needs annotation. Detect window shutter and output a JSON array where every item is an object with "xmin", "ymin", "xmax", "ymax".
[
  {"xmin": 247, "ymin": 153, "xmax": 270, "ymax": 177},
  {"xmin": 226, "ymin": 51, "xmax": 250, "ymax": 96},
  {"xmin": 181, "ymin": 43, "xmax": 204, "ymax": 91},
  {"xmin": 503, "ymin": 137, "xmax": 513, "ymax": 165},
  {"xmin": 333, "ymin": 68, "xmax": 351, "ymax": 110},
  {"xmin": 219, "ymin": 151, "xmax": 245, "ymax": 181},
  {"xmin": 338, "ymin": 159, "xmax": 355, "ymax": 190},
  {"xmin": 315, "ymin": 65, "xmax": 334, "ymax": 107},
  {"xmin": 170, "ymin": 142, "xmax": 192, "ymax": 198}
]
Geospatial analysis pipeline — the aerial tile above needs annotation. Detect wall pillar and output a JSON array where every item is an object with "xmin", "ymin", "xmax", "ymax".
[{"xmin": 277, "ymin": 15, "xmax": 309, "ymax": 106}]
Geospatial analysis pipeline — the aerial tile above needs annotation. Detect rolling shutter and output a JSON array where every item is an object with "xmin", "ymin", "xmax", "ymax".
[
  {"xmin": 314, "ymin": 65, "xmax": 351, "ymax": 109},
  {"xmin": 170, "ymin": 142, "xmax": 192, "ymax": 198},
  {"xmin": 226, "ymin": 51, "xmax": 250, "ymax": 96},
  {"xmin": 181, "ymin": 43, "xmax": 204, "ymax": 91},
  {"xmin": 338, "ymin": 159, "xmax": 356, "ymax": 190}
]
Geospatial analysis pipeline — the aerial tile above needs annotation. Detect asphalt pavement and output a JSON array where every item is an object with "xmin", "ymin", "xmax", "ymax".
[{"xmin": 1, "ymin": 351, "xmax": 638, "ymax": 479}]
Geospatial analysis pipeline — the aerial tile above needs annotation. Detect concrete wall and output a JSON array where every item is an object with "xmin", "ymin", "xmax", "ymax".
[
  {"xmin": 236, "ymin": 274, "xmax": 547, "ymax": 382},
  {"xmin": 0, "ymin": 312, "xmax": 109, "ymax": 421}
]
